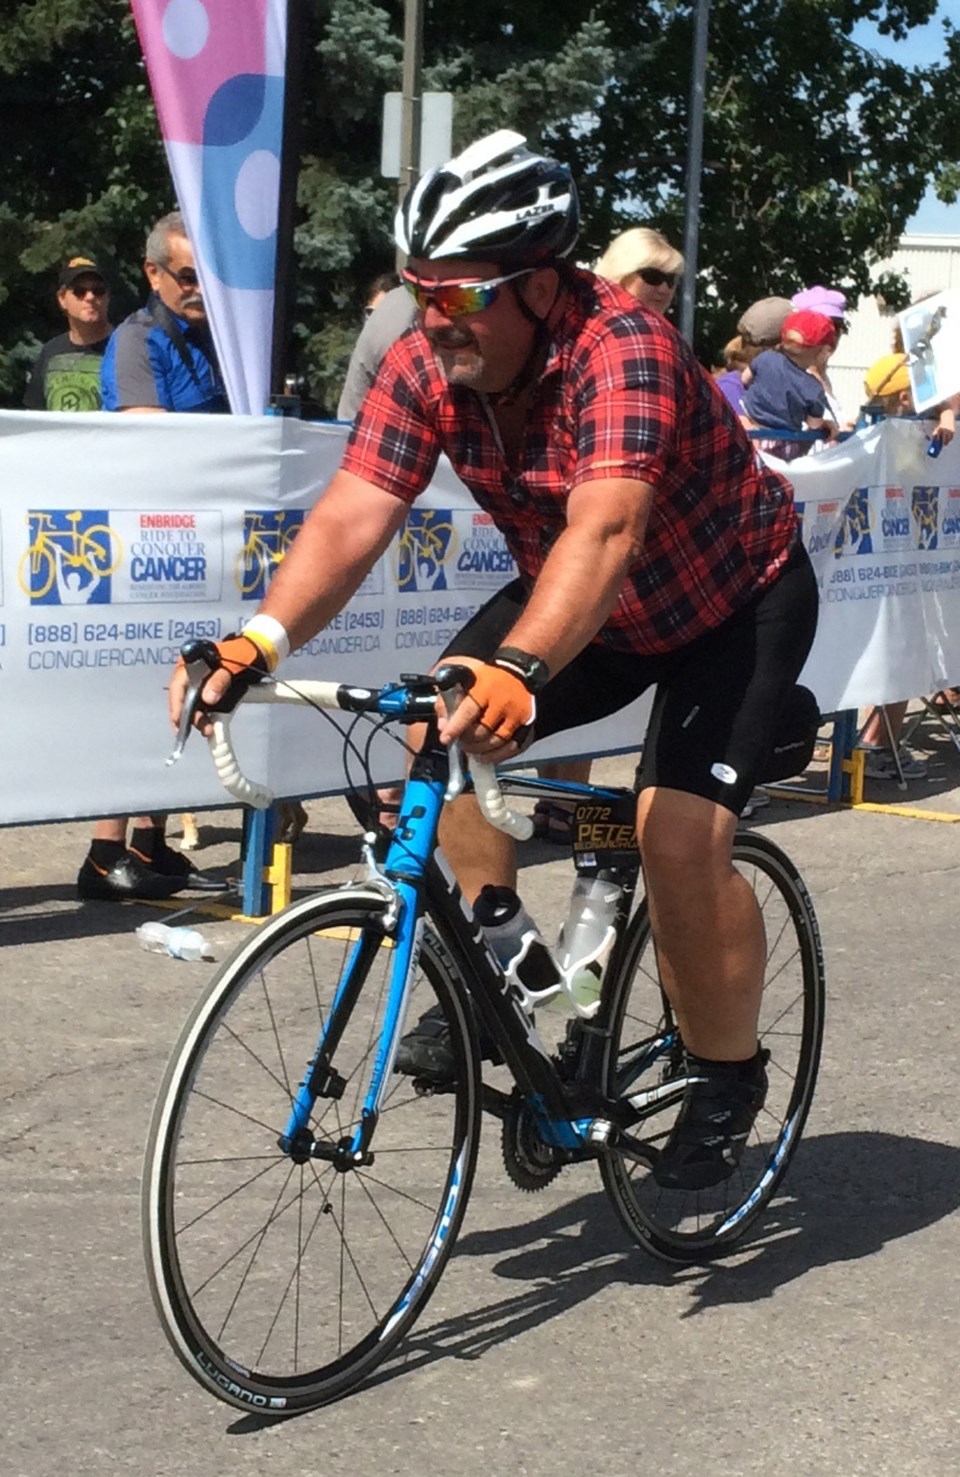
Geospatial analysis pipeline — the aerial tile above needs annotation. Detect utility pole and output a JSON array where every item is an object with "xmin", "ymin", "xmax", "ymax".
[
  {"xmin": 679, "ymin": 0, "xmax": 710, "ymax": 345},
  {"xmin": 396, "ymin": 0, "xmax": 424, "ymax": 268},
  {"xmin": 399, "ymin": 0, "xmax": 424, "ymax": 203}
]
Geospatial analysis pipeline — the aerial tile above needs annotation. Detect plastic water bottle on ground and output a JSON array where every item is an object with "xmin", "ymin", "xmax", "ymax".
[
  {"xmin": 473, "ymin": 885, "xmax": 562, "ymax": 1010},
  {"xmin": 136, "ymin": 921, "xmax": 215, "ymax": 962},
  {"xmin": 554, "ymin": 871, "xmax": 623, "ymax": 1015}
]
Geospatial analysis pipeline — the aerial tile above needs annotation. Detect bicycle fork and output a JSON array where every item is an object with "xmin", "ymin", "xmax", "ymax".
[{"xmin": 277, "ymin": 776, "xmax": 446, "ymax": 1170}]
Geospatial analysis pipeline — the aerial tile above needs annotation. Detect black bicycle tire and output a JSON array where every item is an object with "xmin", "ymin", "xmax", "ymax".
[
  {"xmin": 142, "ymin": 885, "xmax": 482, "ymax": 1412},
  {"xmin": 598, "ymin": 830, "xmax": 825, "ymax": 1263}
]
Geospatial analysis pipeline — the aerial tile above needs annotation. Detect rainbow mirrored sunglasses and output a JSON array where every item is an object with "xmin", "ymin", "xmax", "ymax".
[{"xmin": 401, "ymin": 267, "xmax": 534, "ymax": 318}]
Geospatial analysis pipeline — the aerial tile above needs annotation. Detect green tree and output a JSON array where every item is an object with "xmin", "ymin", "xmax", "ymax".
[
  {"xmin": 597, "ymin": 0, "xmax": 960, "ymax": 359},
  {"xmin": 1, "ymin": 0, "xmax": 958, "ymax": 407},
  {"xmin": 0, "ymin": 1, "xmax": 173, "ymax": 399}
]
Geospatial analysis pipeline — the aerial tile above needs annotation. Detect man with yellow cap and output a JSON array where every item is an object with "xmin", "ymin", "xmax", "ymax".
[{"xmin": 862, "ymin": 352, "xmax": 957, "ymax": 449}]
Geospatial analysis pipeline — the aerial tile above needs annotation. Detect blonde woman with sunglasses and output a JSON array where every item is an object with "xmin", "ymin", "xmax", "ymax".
[{"xmin": 595, "ymin": 227, "xmax": 684, "ymax": 317}]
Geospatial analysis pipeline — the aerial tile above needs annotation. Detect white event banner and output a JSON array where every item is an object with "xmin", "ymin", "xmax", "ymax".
[{"xmin": 1, "ymin": 410, "xmax": 959, "ymax": 824}]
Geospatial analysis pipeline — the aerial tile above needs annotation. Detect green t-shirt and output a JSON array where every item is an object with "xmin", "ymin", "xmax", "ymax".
[{"xmin": 23, "ymin": 332, "xmax": 111, "ymax": 411}]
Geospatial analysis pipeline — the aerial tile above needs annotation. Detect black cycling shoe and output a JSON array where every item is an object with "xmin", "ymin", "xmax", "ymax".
[
  {"xmin": 395, "ymin": 1005, "xmax": 459, "ymax": 1084},
  {"xmin": 130, "ymin": 840, "xmax": 231, "ymax": 894},
  {"xmin": 653, "ymin": 1050, "xmax": 769, "ymax": 1191},
  {"xmin": 395, "ymin": 1003, "xmax": 503, "ymax": 1084},
  {"xmin": 77, "ymin": 850, "xmax": 187, "ymax": 901}
]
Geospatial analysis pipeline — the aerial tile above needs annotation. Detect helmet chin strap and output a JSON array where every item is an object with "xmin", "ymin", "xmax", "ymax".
[{"xmin": 483, "ymin": 269, "xmax": 563, "ymax": 408}]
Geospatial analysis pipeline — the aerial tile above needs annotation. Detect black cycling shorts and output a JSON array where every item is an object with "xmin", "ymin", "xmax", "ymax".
[{"xmin": 441, "ymin": 541, "xmax": 819, "ymax": 817}]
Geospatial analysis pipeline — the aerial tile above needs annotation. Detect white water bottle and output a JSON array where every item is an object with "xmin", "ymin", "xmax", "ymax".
[
  {"xmin": 136, "ymin": 921, "xmax": 214, "ymax": 962},
  {"xmin": 554, "ymin": 871, "xmax": 623, "ymax": 1014},
  {"xmin": 472, "ymin": 885, "xmax": 562, "ymax": 1010}
]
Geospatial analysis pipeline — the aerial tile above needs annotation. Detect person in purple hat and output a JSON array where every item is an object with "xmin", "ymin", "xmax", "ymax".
[
  {"xmin": 791, "ymin": 285, "xmax": 850, "ymax": 424},
  {"xmin": 791, "ymin": 284, "xmax": 847, "ymax": 324}
]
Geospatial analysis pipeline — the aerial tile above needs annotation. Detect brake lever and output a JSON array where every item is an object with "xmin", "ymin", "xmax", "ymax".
[
  {"xmin": 166, "ymin": 639, "xmax": 222, "ymax": 766},
  {"xmin": 439, "ymin": 690, "xmax": 467, "ymax": 801},
  {"xmin": 432, "ymin": 663, "xmax": 476, "ymax": 802}
]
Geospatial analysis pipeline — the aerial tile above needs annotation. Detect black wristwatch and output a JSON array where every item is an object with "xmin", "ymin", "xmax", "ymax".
[{"xmin": 492, "ymin": 645, "xmax": 551, "ymax": 694}]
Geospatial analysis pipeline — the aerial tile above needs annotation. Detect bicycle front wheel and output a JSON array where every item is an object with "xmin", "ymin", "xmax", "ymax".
[
  {"xmin": 599, "ymin": 831, "xmax": 825, "ymax": 1263},
  {"xmin": 143, "ymin": 886, "xmax": 481, "ymax": 1412}
]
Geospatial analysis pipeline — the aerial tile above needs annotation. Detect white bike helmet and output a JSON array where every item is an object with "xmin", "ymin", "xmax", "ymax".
[{"xmin": 396, "ymin": 129, "xmax": 580, "ymax": 265}]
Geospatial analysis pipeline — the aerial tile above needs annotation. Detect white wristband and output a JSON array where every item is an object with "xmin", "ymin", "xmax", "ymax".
[{"xmin": 243, "ymin": 614, "xmax": 291, "ymax": 672}]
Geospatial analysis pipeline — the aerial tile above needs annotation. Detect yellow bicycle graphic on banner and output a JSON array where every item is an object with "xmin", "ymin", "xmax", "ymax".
[
  {"xmin": 18, "ymin": 511, "xmax": 122, "ymax": 599},
  {"xmin": 235, "ymin": 511, "xmax": 302, "ymax": 597},
  {"xmin": 394, "ymin": 509, "xmax": 458, "ymax": 592}
]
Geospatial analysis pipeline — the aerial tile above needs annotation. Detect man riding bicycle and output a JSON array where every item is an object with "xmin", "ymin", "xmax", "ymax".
[{"xmin": 170, "ymin": 129, "xmax": 819, "ymax": 1191}]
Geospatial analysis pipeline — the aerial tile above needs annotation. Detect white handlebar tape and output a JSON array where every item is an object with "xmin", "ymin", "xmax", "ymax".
[
  {"xmin": 210, "ymin": 717, "xmax": 274, "ymax": 809},
  {"xmin": 472, "ymin": 761, "xmax": 534, "ymax": 840}
]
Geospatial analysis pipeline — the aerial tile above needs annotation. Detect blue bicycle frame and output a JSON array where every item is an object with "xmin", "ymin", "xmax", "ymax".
[{"xmin": 271, "ymin": 687, "xmax": 672, "ymax": 1170}]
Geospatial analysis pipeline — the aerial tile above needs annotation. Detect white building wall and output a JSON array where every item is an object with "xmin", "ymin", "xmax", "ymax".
[{"xmin": 831, "ymin": 233, "xmax": 960, "ymax": 422}]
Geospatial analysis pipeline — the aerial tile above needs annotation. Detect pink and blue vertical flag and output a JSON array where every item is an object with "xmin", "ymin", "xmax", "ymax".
[{"xmin": 130, "ymin": 0, "xmax": 287, "ymax": 415}]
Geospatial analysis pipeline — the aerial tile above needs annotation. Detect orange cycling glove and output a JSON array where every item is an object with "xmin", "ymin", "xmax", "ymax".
[
  {"xmin": 173, "ymin": 633, "xmax": 271, "ymax": 715},
  {"xmin": 440, "ymin": 656, "xmax": 536, "ymax": 741}
]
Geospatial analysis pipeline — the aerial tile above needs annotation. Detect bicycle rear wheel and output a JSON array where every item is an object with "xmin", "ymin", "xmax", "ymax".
[
  {"xmin": 599, "ymin": 831, "xmax": 824, "ymax": 1263},
  {"xmin": 143, "ymin": 886, "xmax": 481, "ymax": 1412}
]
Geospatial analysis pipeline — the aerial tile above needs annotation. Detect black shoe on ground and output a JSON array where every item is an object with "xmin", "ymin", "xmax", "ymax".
[
  {"xmin": 395, "ymin": 1003, "xmax": 503, "ymax": 1084},
  {"xmin": 653, "ymin": 1051, "xmax": 768, "ymax": 1191},
  {"xmin": 77, "ymin": 850, "xmax": 188, "ymax": 901},
  {"xmin": 129, "ymin": 840, "xmax": 230, "ymax": 894}
]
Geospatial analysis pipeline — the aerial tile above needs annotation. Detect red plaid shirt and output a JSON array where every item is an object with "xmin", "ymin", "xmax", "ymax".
[{"xmin": 343, "ymin": 271, "xmax": 797, "ymax": 654}]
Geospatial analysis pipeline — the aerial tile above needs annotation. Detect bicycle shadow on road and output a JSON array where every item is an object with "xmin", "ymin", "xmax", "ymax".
[
  {"xmin": 677, "ymin": 1129, "xmax": 960, "ymax": 1314},
  {"xmin": 227, "ymin": 1130, "xmax": 958, "ymax": 1430},
  {"xmin": 380, "ymin": 1130, "xmax": 960, "ymax": 1375}
]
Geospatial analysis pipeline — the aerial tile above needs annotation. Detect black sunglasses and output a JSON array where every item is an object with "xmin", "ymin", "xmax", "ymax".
[
  {"xmin": 157, "ymin": 263, "xmax": 200, "ymax": 290},
  {"xmin": 69, "ymin": 282, "xmax": 107, "ymax": 298},
  {"xmin": 638, "ymin": 267, "xmax": 679, "ymax": 289}
]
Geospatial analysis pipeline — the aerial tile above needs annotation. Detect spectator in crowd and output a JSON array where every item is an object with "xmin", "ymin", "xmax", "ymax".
[
  {"xmin": 736, "ymin": 296, "xmax": 793, "ymax": 355},
  {"xmin": 741, "ymin": 309, "xmax": 840, "ymax": 461},
  {"xmin": 338, "ymin": 279, "xmax": 417, "ymax": 420},
  {"xmin": 859, "ymin": 350, "xmax": 958, "ymax": 446},
  {"xmin": 100, "ymin": 210, "xmax": 227, "ymax": 414},
  {"xmin": 714, "ymin": 336, "xmax": 750, "ymax": 415},
  {"xmin": 594, "ymin": 227, "xmax": 683, "ymax": 318},
  {"xmin": 856, "ymin": 351, "xmax": 960, "ymax": 781},
  {"xmin": 77, "ymin": 213, "xmax": 228, "ymax": 901},
  {"xmin": 364, "ymin": 272, "xmax": 399, "ymax": 318},
  {"xmin": 24, "ymin": 257, "xmax": 113, "ymax": 411},
  {"xmin": 791, "ymin": 283, "xmax": 851, "ymax": 426}
]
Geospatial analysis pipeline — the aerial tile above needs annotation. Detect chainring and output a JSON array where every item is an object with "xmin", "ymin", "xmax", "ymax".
[{"xmin": 501, "ymin": 1093, "xmax": 563, "ymax": 1192}]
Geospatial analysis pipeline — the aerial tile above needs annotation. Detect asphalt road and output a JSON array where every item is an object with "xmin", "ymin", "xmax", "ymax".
[{"xmin": 3, "ymin": 733, "xmax": 960, "ymax": 1477}]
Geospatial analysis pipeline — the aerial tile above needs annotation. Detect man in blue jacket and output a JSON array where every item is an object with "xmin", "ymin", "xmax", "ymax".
[
  {"xmin": 77, "ymin": 213, "xmax": 228, "ymax": 901},
  {"xmin": 100, "ymin": 210, "xmax": 227, "ymax": 414}
]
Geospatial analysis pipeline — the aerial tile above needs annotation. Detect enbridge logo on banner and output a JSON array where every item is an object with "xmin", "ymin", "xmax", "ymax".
[
  {"xmin": 911, "ymin": 486, "xmax": 939, "ymax": 551},
  {"xmin": 236, "ymin": 511, "xmax": 304, "ymax": 600},
  {"xmin": 940, "ymin": 487, "xmax": 960, "ymax": 547},
  {"xmin": 19, "ymin": 510, "xmax": 119, "ymax": 606},
  {"xmin": 453, "ymin": 511, "xmax": 516, "ymax": 589},
  {"xmin": 20, "ymin": 509, "xmax": 226, "ymax": 606},
  {"xmin": 396, "ymin": 509, "xmax": 456, "ymax": 593},
  {"xmin": 834, "ymin": 486, "xmax": 873, "ymax": 557}
]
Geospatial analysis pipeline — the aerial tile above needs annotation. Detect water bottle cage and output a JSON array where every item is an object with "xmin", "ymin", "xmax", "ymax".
[
  {"xmin": 502, "ymin": 927, "xmax": 614, "ymax": 1020},
  {"xmin": 556, "ymin": 923, "xmax": 617, "ymax": 1019}
]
